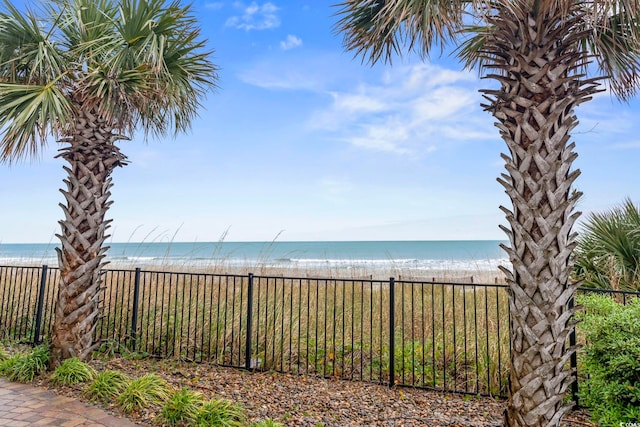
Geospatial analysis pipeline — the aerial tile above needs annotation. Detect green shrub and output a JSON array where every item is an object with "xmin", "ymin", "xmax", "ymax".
[
  {"xmin": 577, "ymin": 294, "xmax": 640, "ymax": 426},
  {"xmin": 50, "ymin": 357, "xmax": 96, "ymax": 386},
  {"xmin": 0, "ymin": 345, "xmax": 7, "ymax": 362},
  {"xmin": 158, "ymin": 387, "xmax": 205, "ymax": 425},
  {"xmin": 6, "ymin": 345, "xmax": 49, "ymax": 383},
  {"xmin": 573, "ymin": 198, "xmax": 640, "ymax": 291},
  {"xmin": 0, "ymin": 354, "xmax": 20, "ymax": 377},
  {"xmin": 117, "ymin": 373, "xmax": 172, "ymax": 414},
  {"xmin": 85, "ymin": 370, "xmax": 130, "ymax": 403},
  {"xmin": 195, "ymin": 398, "xmax": 246, "ymax": 427},
  {"xmin": 250, "ymin": 420, "xmax": 283, "ymax": 427}
]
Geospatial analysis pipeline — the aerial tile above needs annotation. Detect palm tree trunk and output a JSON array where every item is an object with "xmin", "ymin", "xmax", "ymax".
[
  {"xmin": 480, "ymin": 5, "xmax": 601, "ymax": 426},
  {"xmin": 50, "ymin": 105, "xmax": 127, "ymax": 365}
]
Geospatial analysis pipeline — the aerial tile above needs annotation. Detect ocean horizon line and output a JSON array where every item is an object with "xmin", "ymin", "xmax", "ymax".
[
  {"xmin": 0, "ymin": 240, "xmax": 509, "ymax": 272},
  {"xmin": 1, "ymin": 239, "xmax": 507, "ymax": 245}
]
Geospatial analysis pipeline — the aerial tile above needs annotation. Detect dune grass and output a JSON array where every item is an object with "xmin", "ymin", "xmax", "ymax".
[
  {"xmin": 90, "ymin": 267, "xmax": 510, "ymax": 396},
  {"xmin": 0, "ymin": 263, "xmax": 510, "ymax": 396}
]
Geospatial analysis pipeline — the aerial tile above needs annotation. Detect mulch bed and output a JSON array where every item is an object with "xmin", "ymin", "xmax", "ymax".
[{"xmin": 34, "ymin": 357, "xmax": 594, "ymax": 426}]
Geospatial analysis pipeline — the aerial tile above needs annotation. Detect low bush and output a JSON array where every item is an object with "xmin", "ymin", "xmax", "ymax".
[
  {"xmin": 158, "ymin": 387, "xmax": 205, "ymax": 425},
  {"xmin": 577, "ymin": 294, "xmax": 640, "ymax": 426},
  {"xmin": 117, "ymin": 373, "xmax": 172, "ymax": 414},
  {"xmin": 250, "ymin": 420, "xmax": 283, "ymax": 427},
  {"xmin": 195, "ymin": 398, "xmax": 246, "ymax": 427},
  {"xmin": 0, "ymin": 354, "xmax": 20, "ymax": 377},
  {"xmin": 85, "ymin": 370, "xmax": 130, "ymax": 403},
  {"xmin": 4, "ymin": 345, "xmax": 49, "ymax": 383},
  {"xmin": 50, "ymin": 357, "xmax": 96, "ymax": 386}
]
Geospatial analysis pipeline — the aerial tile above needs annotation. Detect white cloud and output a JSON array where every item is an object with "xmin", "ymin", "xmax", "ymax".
[
  {"xmin": 346, "ymin": 123, "xmax": 412, "ymax": 154},
  {"xmin": 239, "ymin": 66, "xmax": 316, "ymax": 90},
  {"xmin": 239, "ymin": 58, "xmax": 494, "ymax": 154},
  {"xmin": 205, "ymin": 2, "xmax": 224, "ymax": 10},
  {"xmin": 237, "ymin": 54, "xmax": 340, "ymax": 91},
  {"xmin": 280, "ymin": 34, "xmax": 302, "ymax": 50},
  {"xmin": 226, "ymin": 2, "xmax": 280, "ymax": 30},
  {"xmin": 612, "ymin": 141, "xmax": 640, "ymax": 149},
  {"xmin": 331, "ymin": 92, "xmax": 387, "ymax": 114},
  {"xmin": 309, "ymin": 64, "xmax": 491, "ymax": 155}
]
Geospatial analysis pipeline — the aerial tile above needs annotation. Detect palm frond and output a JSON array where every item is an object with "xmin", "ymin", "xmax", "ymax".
[
  {"xmin": 68, "ymin": 0, "xmax": 218, "ymax": 137},
  {"xmin": 334, "ymin": 0, "xmax": 470, "ymax": 65},
  {"xmin": 0, "ymin": 82, "xmax": 72, "ymax": 162},
  {"xmin": 575, "ymin": 198, "xmax": 640, "ymax": 291},
  {"xmin": 78, "ymin": 65, "xmax": 150, "ymax": 134},
  {"xmin": 455, "ymin": 24, "xmax": 493, "ymax": 71},
  {"xmin": 56, "ymin": 0, "xmax": 119, "ymax": 49},
  {"xmin": 148, "ymin": 30, "xmax": 218, "ymax": 135},
  {"xmin": 116, "ymin": 0, "xmax": 217, "ymax": 136},
  {"xmin": 0, "ymin": 0, "xmax": 67, "ymax": 84},
  {"xmin": 586, "ymin": 7, "xmax": 640, "ymax": 99}
]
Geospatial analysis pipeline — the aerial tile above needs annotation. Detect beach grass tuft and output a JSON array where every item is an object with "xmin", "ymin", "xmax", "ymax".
[{"xmin": 85, "ymin": 370, "xmax": 130, "ymax": 403}]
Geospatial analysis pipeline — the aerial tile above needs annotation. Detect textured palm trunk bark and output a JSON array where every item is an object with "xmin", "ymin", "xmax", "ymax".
[
  {"xmin": 480, "ymin": 6, "xmax": 601, "ymax": 427},
  {"xmin": 50, "ymin": 104, "xmax": 127, "ymax": 365}
]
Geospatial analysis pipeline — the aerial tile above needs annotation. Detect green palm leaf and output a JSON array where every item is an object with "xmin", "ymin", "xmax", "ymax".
[
  {"xmin": 0, "ymin": 82, "xmax": 72, "ymax": 161},
  {"xmin": 335, "ymin": 0, "xmax": 468, "ymax": 64},
  {"xmin": 0, "ymin": 0, "xmax": 67, "ymax": 84},
  {"xmin": 575, "ymin": 199, "xmax": 640, "ymax": 291}
]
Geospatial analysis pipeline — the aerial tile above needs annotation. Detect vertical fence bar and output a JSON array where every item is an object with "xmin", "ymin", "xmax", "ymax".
[
  {"xmin": 389, "ymin": 277, "xmax": 395, "ymax": 388},
  {"xmin": 280, "ymin": 277, "xmax": 286, "ymax": 372},
  {"xmin": 245, "ymin": 273, "xmax": 254, "ymax": 370},
  {"xmin": 442, "ymin": 283, "xmax": 447, "ymax": 390},
  {"xmin": 0, "ymin": 267, "xmax": 8, "ymax": 337},
  {"xmin": 18, "ymin": 268, "xmax": 35, "ymax": 341},
  {"xmin": 496, "ymin": 286, "xmax": 504, "ymax": 395},
  {"xmin": 129, "ymin": 267, "xmax": 141, "ymax": 352},
  {"xmin": 569, "ymin": 296, "xmax": 579, "ymax": 406},
  {"xmin": 44, "ymin": 268, "xmax": 59, "ymax": 341},
  {"xmin": 451, "ymin": 285, "xmax": 457, "ymax": 390},
  {"xmin": 32, "ymin": 265, "xmax": 48, "ymax": 345},
  {"xmin": 462, "ymin": 284, "xmax": 469, "ymax": 392}
]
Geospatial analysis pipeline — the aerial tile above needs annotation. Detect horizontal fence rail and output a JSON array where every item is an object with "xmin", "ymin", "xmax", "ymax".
[{"xmin": 1, "ymin": 264, "xmax": 638, "ymax": 400}]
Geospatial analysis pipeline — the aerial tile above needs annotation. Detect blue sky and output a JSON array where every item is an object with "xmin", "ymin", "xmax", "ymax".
[{"xmin": 1, "ymin": 1, "xmax": 639, "ymax": 244}]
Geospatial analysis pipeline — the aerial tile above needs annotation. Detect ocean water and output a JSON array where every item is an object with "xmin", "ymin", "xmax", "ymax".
[{"xmin": 0, "ymin": 240, "xmax": 508, "ymax": 272}]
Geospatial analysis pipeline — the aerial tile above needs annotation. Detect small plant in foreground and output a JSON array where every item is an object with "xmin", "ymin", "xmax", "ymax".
[
  {"xmin": 577, "ymin": 294, "xmax": 640, "ymax": 426},
  {"xmin": 0, "ymin": 354, "xmax": 19, "ymax": 377},
  {"xmin": 158, "ymin": 387, "xmax": 205, "ymax": 425},
  {"xmin": 7, "ymin": 345, "xmax": 49, "ymax": 383},
  {"xmin": 250, "ymin": 420, "xmax": 283, "ymax": 427},
  {"xmin": 50, "ymin": 357, "xmax": 96, "ymax": 386},
  {"xmin": 85, "ymin": 370, "xmax": 130, "ymax": 403},
  {"xmin": 117, "ymin": 373, "xmax": 172, "ymax": 414},
  {"xmin": 0, "ymin": 345, "xmax": 7, "ymax": 361},
  {"xmin": 195, "ymin": 398, "xmax": 246, "ymax": 427}
]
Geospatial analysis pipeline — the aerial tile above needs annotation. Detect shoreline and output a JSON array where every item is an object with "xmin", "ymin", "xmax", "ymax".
[{"xmin": 2, "ymin": 258, "xmax": 509, "ymax": 284}]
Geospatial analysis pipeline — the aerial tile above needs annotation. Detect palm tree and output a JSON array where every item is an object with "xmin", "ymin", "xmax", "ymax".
[
  {"xmin": 0, "ymin": 0, "xmax": 217, "ymax": 364},
  {"xmin": 334, "ymin": 1, "xmax": 640, "ymax": 426},
  {"xmin": 574, "ymin": 198, "xmax": 640, "ymax": 291}
]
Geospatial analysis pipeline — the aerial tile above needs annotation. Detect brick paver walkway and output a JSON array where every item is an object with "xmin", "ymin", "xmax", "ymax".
[{"xmin": 0, "ymin": 378, "xmax": 139, "ymax": 426}]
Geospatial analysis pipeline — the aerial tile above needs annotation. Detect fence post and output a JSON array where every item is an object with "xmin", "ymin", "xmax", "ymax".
[
  {"xmin": 389, "ymin": 277, "xmax": 395, "ymax": 388},
  {"xmin": 33, "ymin": 265, "xmax": 48, "ymax": 345},
  {"xmin": 245, "ymin": 273, "xmax": 254, "ymax": 370},
  {"xmin": 569, "ymin": 296, "xmax": 579, "ymax": 406},
  {"xmin": 130, "ymin": 268, "xmax": 141, "ymax": 352}
]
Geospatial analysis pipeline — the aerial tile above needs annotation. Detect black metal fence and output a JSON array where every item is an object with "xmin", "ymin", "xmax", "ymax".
[{"xmin": 2, "ymin": 264, "xmax": 637, "ymax": 399}]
